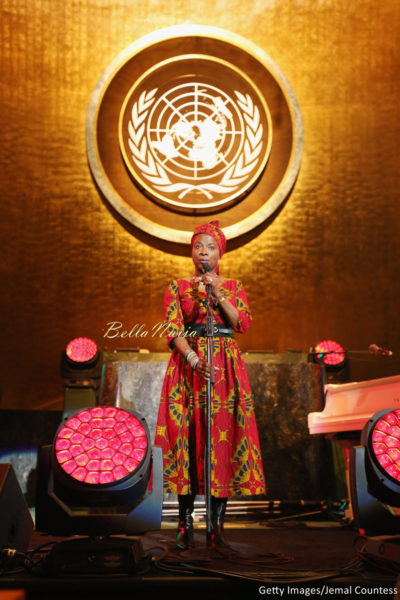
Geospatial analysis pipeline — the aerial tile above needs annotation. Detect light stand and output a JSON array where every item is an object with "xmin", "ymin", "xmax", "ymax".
[{"xmin": 308, "ymin": 350, "xmax": 338, "ymax": 408}]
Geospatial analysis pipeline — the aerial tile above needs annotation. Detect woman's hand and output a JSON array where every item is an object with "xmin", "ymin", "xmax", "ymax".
[
  {"xmin": 195, "ymin": 358, "xmax": 211, "ymax": 379},
  {"xmin": 200, "ymin": 272, "xmax": 223, "ymax": 299}
]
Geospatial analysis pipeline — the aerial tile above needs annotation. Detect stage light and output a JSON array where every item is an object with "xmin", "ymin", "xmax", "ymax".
[
  {"xmin": 35, "ymin": 406, "xmax": 163, "ymax": 573},
  {"xmin": 66, "ymin": 336, "xmax": 98, "ymax": 363},
  {"xmin": 61, "ymin": 337, "xmax": 102, "ymax": 381},
  {"xmin": 60, "ymin": 337, "xmax": 104, "ymax": 417},
  {"xmin": 54, "ymin": 406, "xmax": 149, "ymax": 491},
  {"xmin": 360, "ymin": 408, "xmax": 400, "ymax": 505},
  {"xmin": 309, "ymin": 339, "xmax": 349, "ymax": 384},
  {"xmin": 313, "ymin": 339, "xmax": 346, "ymax": 367},
  {"xmin": 350, "ymin": 408, "xmax": 400, "ymax": 535}
]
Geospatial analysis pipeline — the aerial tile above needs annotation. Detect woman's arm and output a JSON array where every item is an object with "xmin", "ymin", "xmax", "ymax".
[
  {"xmin": 171, "ymin": 336, "xmax": 210, "ymax": 379},
  {"xmin": 163, "ymin": 281, "xmax": 210, "ymax": 379},
  {"xmin": 213, "ymin": 289, "xmax": 239, "ymax": 329},
  {"xmin": 199, "ymin": 273, "xmax": 239, "ymax": 329}
]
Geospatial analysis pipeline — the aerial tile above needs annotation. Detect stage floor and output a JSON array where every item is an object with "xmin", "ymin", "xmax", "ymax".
[{"xmin": 1, "ymin": 519, "xmax": 399, "ymax": 600}]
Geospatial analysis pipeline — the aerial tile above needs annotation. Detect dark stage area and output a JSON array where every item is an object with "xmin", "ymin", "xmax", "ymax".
[{"xmin": 1, "ymin": 515, "xmax": 399, "ymax": 600}]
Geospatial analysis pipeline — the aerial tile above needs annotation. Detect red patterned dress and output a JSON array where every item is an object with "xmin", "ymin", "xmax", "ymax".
[{"xmin": 154, "ymin": 278, "xmax": 266, "ymax": 498}]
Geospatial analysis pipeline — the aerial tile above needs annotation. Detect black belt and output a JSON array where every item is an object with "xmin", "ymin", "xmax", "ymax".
[{"xmin": 184, "ymin": 322, "xmax": 233, "ymax": 338}]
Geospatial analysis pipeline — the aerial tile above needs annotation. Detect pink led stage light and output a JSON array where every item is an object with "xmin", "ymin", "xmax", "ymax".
[
  {"xmin": 65, "ymin": 337, "xmax": 98, "ymax": 363},
  {"xmin": 54, "ymin": 406, "xmax": 148, "ymax": 485},
  {"xmin": 314, "ymin": 339, "xmax": 346, "ymax": 366}
]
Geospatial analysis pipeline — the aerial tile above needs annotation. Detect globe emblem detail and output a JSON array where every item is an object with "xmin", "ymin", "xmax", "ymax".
[{"xmin": 120, "ymin": 77, "xmax": 272, "ymax": 212}]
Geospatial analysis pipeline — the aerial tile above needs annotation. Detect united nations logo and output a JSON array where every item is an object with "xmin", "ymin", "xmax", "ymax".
[
  {"xmin": 119, "ymin": 57, "xmax": 272, "ymax": 212},
  {"xmin": 87, "ymin": 25, "xmax": 303, "ymax": 243}
]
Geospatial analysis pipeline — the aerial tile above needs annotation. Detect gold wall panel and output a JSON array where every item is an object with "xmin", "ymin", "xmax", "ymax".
[{"xmin": 1, "ymin": 1, "xmax": 400, "ymax": 409}]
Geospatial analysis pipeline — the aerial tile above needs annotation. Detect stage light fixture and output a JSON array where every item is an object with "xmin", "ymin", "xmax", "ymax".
[
  {"xmin": 313, "ymin": 339, "xmax": 346, "ymax": 367},
  {"xmin": 350, "ymin": 408, "xmax": 400, "ymax": 535},
  {"xmin": 66, "ymin": 336, "xmax": 98, "ymax": 361},
  {"xmin": 60, "ymin": 337, "xmax": 104, "ymax": 417},
  {"xmin": 61, "ymin": 336, "xmax": 103, "ymax": 381},
  {"xmin": 310, "ymin": 339, "xmax": 349, "ymax": 384},
  {"xmin": 54, "ymin": 406, "xmax": 149, "ymax": 490},
  {"xmin": 35, "ymin": 406, "xmax": 163, "ymax": 573}
]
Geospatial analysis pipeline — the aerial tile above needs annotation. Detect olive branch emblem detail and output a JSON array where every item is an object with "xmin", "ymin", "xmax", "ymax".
[{"xmin": 127, "ymin": 88, "xmax": 264, "ymax": 200}]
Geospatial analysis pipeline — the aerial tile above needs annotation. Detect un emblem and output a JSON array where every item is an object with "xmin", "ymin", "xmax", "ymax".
[
  {"xmin": 119, "ymin": 57, "xmax": 272, "ymax": 212},
  {"xmin": 87, "ymin": 26, "xmax": 303, "ymax": 244}
]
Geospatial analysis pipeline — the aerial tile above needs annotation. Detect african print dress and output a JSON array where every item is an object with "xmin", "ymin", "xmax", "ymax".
[{"xmin": 154, "ymin": 278, "xmax": 266, "ymax": 498}]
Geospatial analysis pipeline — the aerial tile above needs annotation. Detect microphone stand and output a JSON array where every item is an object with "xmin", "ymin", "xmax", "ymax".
[{"xmin": 204, "ymin": 280, "xmax": 215, "ymax": 543}]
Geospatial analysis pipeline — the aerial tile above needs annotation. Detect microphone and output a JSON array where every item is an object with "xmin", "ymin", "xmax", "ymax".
[
  {"xmin": 369, "ymin": 343, "xmax": 393, "ymax": 357},
  {"xmin": 200, "ymin": 263, "xmax": 213, "ymax": 300},
  {"xmin": 200, "ymin": 263, "xmax": 211, "ymax": 274}
]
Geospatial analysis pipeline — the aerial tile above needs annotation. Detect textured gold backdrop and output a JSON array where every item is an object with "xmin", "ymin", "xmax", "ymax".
[{"xmin": 1, "ymin": 1, "xmax": 400, "ymax": 409}]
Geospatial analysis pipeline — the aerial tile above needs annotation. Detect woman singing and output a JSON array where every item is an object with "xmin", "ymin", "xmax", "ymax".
[{"xmin": 155, "ymin": 221, "xmax": 266, "ymax": 549}]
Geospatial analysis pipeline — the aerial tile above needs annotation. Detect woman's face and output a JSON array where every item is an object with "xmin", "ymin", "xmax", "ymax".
[{"xmin": 192, "ymin": 233, "xmax": 220, "ymax": 273}]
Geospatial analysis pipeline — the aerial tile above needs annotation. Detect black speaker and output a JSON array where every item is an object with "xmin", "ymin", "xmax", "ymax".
[{"xmin": 0, "ymin": 463, "xmax": 34, "ymax": 552}]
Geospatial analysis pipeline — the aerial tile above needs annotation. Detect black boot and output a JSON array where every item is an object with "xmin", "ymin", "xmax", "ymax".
[
  {"xmin": 207, "ymin": 496, "xmax": 228, "ymax": 547},
  {"xmin": 176, "ymin": 494, "xmax": 195, "ymax": 550}
]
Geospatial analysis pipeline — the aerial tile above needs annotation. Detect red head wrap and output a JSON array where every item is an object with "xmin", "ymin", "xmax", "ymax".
[{"xmin": 190, "ymin": 220, "xmax": 227, "ymax": 257}]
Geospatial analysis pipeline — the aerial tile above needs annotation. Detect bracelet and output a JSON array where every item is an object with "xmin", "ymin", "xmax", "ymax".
[
  {"xmin": 185, "ymin": 349, "xmax": 199, "ymax": 370},
  {"xmin": 218, "ymin": 295, "xmax": 226, "ymax": 303}
]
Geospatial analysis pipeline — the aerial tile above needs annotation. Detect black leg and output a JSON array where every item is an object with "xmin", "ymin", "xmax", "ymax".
[
  {"xmin": 176, "ymin": 494, "xmax": 196, "ymax": 550},
  {"xmin": 207, "ymin": 496, "xmax": 229, "ymax": 547}
]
